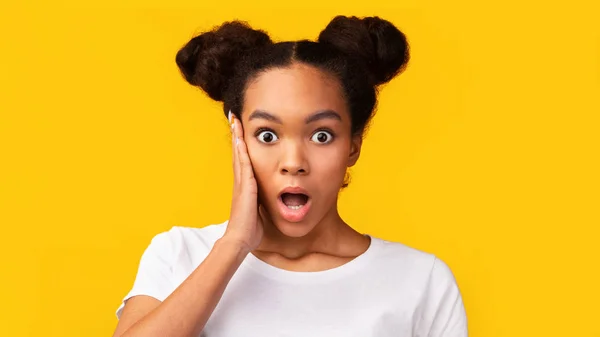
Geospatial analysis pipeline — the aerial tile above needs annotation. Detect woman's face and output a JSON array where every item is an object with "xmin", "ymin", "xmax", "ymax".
[{"xmin": 241, "ymin": 63, "xmax": 362, "ymax": 238}]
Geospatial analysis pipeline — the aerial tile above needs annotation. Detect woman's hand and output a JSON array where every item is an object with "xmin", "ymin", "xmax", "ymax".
[{"xmin": 223, "ymin": 111, "xmax": 264, "ymax": 253}]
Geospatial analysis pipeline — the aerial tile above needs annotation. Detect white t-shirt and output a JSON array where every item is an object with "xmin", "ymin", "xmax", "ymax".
[{"xmin": 116, "ymin": 221, "xmax": 468, "ymax": 337}]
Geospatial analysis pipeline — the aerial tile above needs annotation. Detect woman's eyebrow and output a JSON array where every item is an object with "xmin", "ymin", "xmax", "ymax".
[
  {"xmin": 248, "ymin": 109, "xmax": 342, "ymax": 124},
  {"xmin": 305, "ymin": 110, "xmax": 342, "ymax": 123},
  {"xmin": 248, "ymin": 110, "xmax": 283, "ymax": 124}
]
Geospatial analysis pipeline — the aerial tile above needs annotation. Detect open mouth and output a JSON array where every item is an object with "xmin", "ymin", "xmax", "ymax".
[
  {"xmin": 280, "ymin": 193, "xmax": 309, "ymax": 210},
  {"xmin": 277, "ymin": 187, "xmax": 312, "ymax": 222}
]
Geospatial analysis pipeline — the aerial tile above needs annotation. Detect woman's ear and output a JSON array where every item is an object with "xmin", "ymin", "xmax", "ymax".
[{"xmin": 347, "ymin": 135, "xmax": 363, "ymax": 167}]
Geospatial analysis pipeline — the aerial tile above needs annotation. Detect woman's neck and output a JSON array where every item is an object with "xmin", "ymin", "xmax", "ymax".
[{"xmin": 254, "ymin": 205, "xmax": 367, "ymax": 260}]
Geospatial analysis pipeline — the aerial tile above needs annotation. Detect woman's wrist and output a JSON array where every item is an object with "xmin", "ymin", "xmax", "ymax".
[{"xmin": 215, "ymin": 234, "xmax": 253, "ymax": 260}]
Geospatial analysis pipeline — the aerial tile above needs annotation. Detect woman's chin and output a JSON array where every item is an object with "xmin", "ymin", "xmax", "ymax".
[{"xmin": 271, "ymin": 219, "xmax": 316, "ymax": 238}]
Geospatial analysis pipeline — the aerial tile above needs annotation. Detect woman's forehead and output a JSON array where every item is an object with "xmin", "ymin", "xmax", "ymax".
[{"xmin": 243, "ymin": 64, "xmax": 348, "ymax": 119}]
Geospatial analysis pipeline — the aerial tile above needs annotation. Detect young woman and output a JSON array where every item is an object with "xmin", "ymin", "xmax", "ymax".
[{"xmin": 113, "ymin": 15, "xmax": 468, "ymax": 337}]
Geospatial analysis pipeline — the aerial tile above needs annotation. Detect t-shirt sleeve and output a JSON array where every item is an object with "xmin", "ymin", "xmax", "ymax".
[
  {"xmin": 115, "ymin": 229, "xmax": 177, "ymax": 319},
  {"xmin": 416, "ymin": 257, "xmax": 468, "ymax": 337}
]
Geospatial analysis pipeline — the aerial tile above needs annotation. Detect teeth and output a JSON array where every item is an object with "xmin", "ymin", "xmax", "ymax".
[{"xmin": 286, "ymin": 205, "xmax": 304, "ymax": 210}]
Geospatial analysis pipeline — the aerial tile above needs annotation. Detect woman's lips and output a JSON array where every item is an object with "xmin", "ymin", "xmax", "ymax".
[
  {"xmin": 277, "ymin": 195, "xmax": 311, "ymax": 222},
  {"xmin": 277, "ymin": 186, "xmax": 311, "ymax": 222}
]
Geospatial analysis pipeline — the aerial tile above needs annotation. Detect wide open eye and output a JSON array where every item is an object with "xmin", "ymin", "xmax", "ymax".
[
  {"xmin": 257, "ymin": 130, "xmax": 279, "ymax": 143},
  {"xmin": 311, "ymin": 130, "xmax": 334, "ymax": 144}
]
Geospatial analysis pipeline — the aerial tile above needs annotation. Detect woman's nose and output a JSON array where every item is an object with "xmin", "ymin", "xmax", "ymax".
[{"xmin": 279, "ymin": 143, "xmax": 309, "ymax": 175}]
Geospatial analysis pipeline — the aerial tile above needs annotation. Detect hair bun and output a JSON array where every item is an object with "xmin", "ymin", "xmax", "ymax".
[
  {"xmin": 318, "ymin": 16, "xmax": 410, "ymax": 86},
  {"xmin": 175, "ymin": 21, "xmax": 272, "ymax": 101}
]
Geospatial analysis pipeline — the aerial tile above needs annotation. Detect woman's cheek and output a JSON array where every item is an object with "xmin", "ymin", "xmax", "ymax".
[
  {"xmin": 246, "ymin": 143, "xmax": 275, "ymax": 185},
  {"xmin": 246, "ymin": 139, "xmax": 266, "ymax": 164},
  {"xmin": 312, "ymin": 146, "xmax": 347, "ymax": 180}
]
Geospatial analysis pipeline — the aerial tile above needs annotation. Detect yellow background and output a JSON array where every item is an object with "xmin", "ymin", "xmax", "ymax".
[{"xmin": 1, "ymin": 0, "xmax": 599, "ymax": 336}]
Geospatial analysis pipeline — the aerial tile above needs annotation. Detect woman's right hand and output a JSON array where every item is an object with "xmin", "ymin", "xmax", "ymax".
[{"xmin": 223, "ymin": 111, "xmax": 264, "ymax": 253}]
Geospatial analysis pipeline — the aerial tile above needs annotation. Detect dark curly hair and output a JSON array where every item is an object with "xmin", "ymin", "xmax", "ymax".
[{"xmin": 175, "ymin": 15, "xmax": 410, "ymax": 137}]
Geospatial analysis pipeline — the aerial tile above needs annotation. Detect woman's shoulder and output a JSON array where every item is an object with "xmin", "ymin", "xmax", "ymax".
[
  {"xmin": 115, "ymin": 221, "xmax": 229, "ymax": 318},
  {"xmin": 142, "ymin": 220, "xmax": 228, "ymax": 261},
  {"xmin": 369, "ymin": 237, "xmax": 467, "ymax": 334},
  {"xmin": 370, "ymin": 236, "xmax": 436, "ymax": 268},
  {"xmin": 169, "ymin": 221, "xmax": 228, "ymax": 245},
  {"xmin": 369, "ymin": 236, "xmax": 459, "ymax": 287}
]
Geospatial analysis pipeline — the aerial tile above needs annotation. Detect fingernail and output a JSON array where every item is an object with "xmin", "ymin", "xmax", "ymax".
[{"xmin": 228, "ymin": 110, "xmax": 232, "ymax": 124}]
